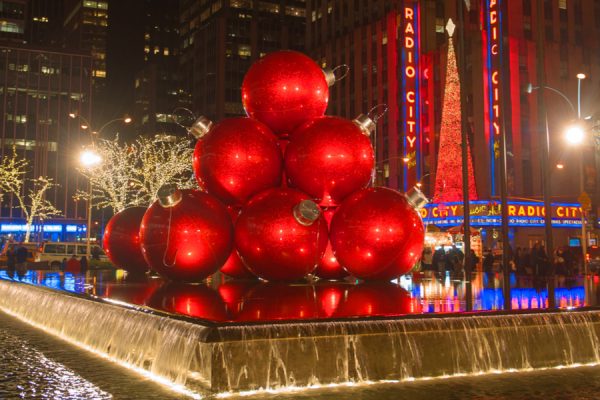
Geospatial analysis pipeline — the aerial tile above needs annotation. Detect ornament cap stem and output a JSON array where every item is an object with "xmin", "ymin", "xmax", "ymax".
[
  {"xmin": 158, "ymin": 184, "xmax": 182, "ymax": 208},
  {"xmin": 406, "ymin": 186, "xmax": 429, "ymax": 210},
  {"xmin": 322, "ymin": 67, "xmax": 336, "ymax": 87},
  {"xmin": 189, "ymin": 116, "xmax": 213, "ymax": 139},
  {"xmin": 293, "ymin": 200, "xmax": 321, "ymax": 226},
  {"xmin": 353, "ymin": 114, "xmax": 376, "ymax": 136}
]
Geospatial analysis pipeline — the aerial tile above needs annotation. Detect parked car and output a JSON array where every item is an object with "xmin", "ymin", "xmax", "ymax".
[
  {"xmin": 40, "ymin": 242, "xmax": 111, "ymax": 269},
  {"xmin": 0, "ymin": 242, "xmax": 41, "ymax": 266}
]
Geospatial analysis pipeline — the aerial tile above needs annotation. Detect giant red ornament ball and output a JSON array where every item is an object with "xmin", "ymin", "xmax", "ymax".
[
  {"xmin": 140, "ymin": 187, "xmax": 233, "ymax": 282},
  {"xmin": 192, "ymin": 117, "xmax": 282, "ymax": 206},
  {"xmin": 285, "ymin": 115, "xmax": 375, "ymax": 206},
  {"xmin": 103, "ymin": 206, "xmax": 148, "ymax": 273},
  {"xmin": 314, "ymin": 208, "xmax": 348, "ymax": 280},
  {"xmin": 330, "ymin": 187, "xmax": 426, "ymax": 280},
  {"xmin": 235, "ymin": 188, "xmax": 328, "ymax": 282},
  {"xmin": 220, "ymin": 206, "xmax": 256, "ymax": 279},
  {"xmin": 241, "ymin": 50, "xmax": 330, "ymax": 135}
]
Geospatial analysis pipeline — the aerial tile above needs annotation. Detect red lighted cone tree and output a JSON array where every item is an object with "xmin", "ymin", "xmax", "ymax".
[{"xmin": 433, "ymin": 20, "xmax": 477, "ymax": 203}]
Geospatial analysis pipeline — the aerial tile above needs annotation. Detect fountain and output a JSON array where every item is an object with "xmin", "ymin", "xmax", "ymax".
[{"xmin": 1, "ymin": 272, "xmax": 599, "ymax": 394}]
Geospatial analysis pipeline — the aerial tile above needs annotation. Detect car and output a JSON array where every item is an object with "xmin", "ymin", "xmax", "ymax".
[
  {"xmin": 39, "ymin": 242, "xmax": 111, "ymax": 269},
  {"xmin": 0, "ymin": 242, "xmax": 42, "ymax": 267}
]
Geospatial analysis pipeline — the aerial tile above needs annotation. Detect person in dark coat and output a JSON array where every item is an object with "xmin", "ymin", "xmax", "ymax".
[
  {"xmin": 15, "ymin": 243, "xmax": 28, "ymax": 278},
  {"xmin": 80, "ymin": 256, "xmax": 88, "ymax": 275},
  {"xmin": 6, "ymin": 247, "xmax": 16, "ymax": 278}
]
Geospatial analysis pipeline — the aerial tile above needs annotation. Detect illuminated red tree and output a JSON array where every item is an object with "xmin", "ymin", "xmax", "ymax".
[{"xmin": 433, "ymin": 20, "xmax": 477, "ymax": 203}]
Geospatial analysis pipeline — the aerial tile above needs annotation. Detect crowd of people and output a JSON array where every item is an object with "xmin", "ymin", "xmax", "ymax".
[
  {"xmin": 4, "ymin": 241, "xmax": 89, "ymax": 279},
  {"xmin": 421, "ymin": 242, "xmax": 583, "ymax": 277}
]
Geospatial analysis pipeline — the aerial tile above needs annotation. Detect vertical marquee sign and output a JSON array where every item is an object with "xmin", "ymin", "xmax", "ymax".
[
  {"xmin": 483, "ymin": 0, "xmax": 503, "ymax": 196},
  {"xmin": 400, "ymin": 0, "xmax": 422, "ymax": 191}
]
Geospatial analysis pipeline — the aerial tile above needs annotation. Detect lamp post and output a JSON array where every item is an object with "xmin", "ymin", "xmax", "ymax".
[
  {"xmin": 527, "ymin": 74, "xmax": 590, "ymax": 282},
  {"xmin": 70, "ymin": 113, "xmax": 131, "ymax": 258},
  {"xmin": 79, "ymin": 149, "xmax": 102, "ymax": 258}
]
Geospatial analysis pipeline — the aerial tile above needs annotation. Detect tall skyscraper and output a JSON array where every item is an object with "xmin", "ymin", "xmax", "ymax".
[
  {"xmin": 0, "ymin": 45, "xmax": 93, "ymax": 239},
  {"xmin": 0, "ymin": 0, "xmax": 27, "ymax": 42},
  {"xmin": 179, "ymin": 0, "xmax": 306, "ymax": 120}
]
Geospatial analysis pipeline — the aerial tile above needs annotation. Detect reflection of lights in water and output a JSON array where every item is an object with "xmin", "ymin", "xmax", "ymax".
[{"xmin": 0, "ymin": 306, "xmax": 203, "ymax": 399}]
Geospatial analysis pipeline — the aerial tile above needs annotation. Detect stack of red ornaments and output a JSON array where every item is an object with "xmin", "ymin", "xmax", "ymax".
[{"xmin": 103, "ymin": 50, "xmax": 427, "ymax": 283}]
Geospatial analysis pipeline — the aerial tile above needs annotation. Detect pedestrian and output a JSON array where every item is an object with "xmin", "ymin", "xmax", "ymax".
[
  {"xmin": 483, "ymin": 248, "xmax": 494, "ymax": 276},
  {"xmin": 15, "ymin": 242, "xmax": 28, "ymax": 278},
  {"xmin": 80, "ymin": 256, "xmax": 88, "ymax": 275},
  {"xmin": 61, "ymin": 257, "xmax": 67, "ymax": 272},
  {"xmin": 6, "ymin": 247, "xmax": 16, "ymax": 278},
  {"xmin": 65, "ymin": 254, "xmax": 81, "ymax": 274}
]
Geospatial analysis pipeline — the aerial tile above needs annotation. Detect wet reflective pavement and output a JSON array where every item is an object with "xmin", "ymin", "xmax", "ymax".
[{"xmin": 0, "ymin": 309, "xmax": 187, "ymax": 400}]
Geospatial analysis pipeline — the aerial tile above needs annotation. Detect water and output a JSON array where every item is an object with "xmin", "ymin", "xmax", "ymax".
[{"xmin": 1, "ymin": 268, "xmax": 600, "ymax": 395}]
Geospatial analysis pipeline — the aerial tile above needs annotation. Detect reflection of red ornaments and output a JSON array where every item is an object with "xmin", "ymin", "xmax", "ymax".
[
  {"xmin": 330, "ymin": 187, "xmax": 426, "ymax": 280},
  {"xmin": 314, "ymin": 208, "xmax": 348, "ymax": 280},
  {"xmin": 285, "ymin": 116, "xmax": 375, "ymax": 206},
  {"xmin": 192, "ymin": 117, "xmax": 282, "ymax": 206},
  {"xmin": 103, "ymin": 207, "xmax": 148, "ymax": 273},
  {"xmin": 333, "ymin": 283, "xmax": 418, "ymax": 318},
  {"xmin": 238, "ymin": 283, "xmax": 319, "ymax": 322},
  {"xmin": 235, "ymin": 188, "xmax": 328, "ymax": 282},
  {"xmin": 140, "ymin": 188, "xmax": 233, "ymax": 282},
  {"xmin": 242, "ymin": 50, "xmax": 330, "ymax": 135},
  {"xmin": 148, "ymin": 283, "xmax": 229, "ymax": 322}
]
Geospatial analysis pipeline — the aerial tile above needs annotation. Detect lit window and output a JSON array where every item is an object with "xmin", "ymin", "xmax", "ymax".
[
  {"xmin": 559, "ymin": 0, "xmax": 567, "ymax": 10},
  {"xmin": 436, "ymin": 18, "xmax": 445, "ymax": 33},
  {"xmin": 0, "ymin": 21, "xmax": 24, "ymax": 34},
  {"xmin": 154, "ymin": 46, "xmax": 160, "ymax": 54},
  {"xmin": 285, "ymin": 6, "xmax": 305, "ymax": 17},
  {"xmin": 238, "ymin": 45, "xmax": 251, "ymax": 58},
  {"xmin": 14, "ymin": 115, "xmax": 27, "ymax": 124},
  {"xmin": 93, "ymin": 70, "xmax": 106, "ymax": 78},
  {"xmin": 163, "ymin": 48, "xmax": 169, "ymax": 56},
  {"xmin": 231, "ymin": 0, "xmax": 252, "ymax": 8},
  {"xmin": 41, "ymin": 66, "xmax": 59, "ymax": 74},
  {"xmin": 259, "ymin": 1, "xmax": 279, "ymax": 13},
  {"xmin": 144, "ymin": 45, "xmax": 150, "ymax": 53},
  {"xmin": 144, "ymin": 32, "xmax": 150, "ymax": 40},
  {"xmin": 135, "ymin": 79, "xmax": 140, "ymax": 88},
  {"xmin": 32, "ymin": 16, "xmax": 49, "ymax": 22}
]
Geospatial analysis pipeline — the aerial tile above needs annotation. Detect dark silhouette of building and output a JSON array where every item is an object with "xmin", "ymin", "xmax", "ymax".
[{"xmin": 179, "ymin": 0, "xmax": 306, "ymax": 120}]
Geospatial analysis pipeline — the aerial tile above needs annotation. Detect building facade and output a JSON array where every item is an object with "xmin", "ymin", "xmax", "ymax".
[
  {"xmin": 306, "ymin": 0, "xmax": 600, "ymax": 249},
  {"xmin": 0, "ymin": 45, "xmax": 92, "ymax": 240},
  {"xmin": 179, "ymin": 0, "xmax": 306, "ymax": 121}
]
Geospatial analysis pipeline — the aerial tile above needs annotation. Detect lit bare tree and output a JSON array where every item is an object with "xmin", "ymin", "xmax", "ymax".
[
  {"xmin": 77, "ymin": 136, "xmax": 196, "ymax": 213},
  {"xmin": 129, "ymin": 136, "xmax": 196, "ymax": 206},
  {"xmin": 0, "ymin": 148, "xmax": 61, "ymax": 242}
]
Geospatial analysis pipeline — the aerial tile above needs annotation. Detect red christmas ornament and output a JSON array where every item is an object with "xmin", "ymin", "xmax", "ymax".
[
  {"xmin": 241, "ymin": 50, "xmax": 332, "ymax": 135},
  {"xmin": 218, "ymin": 280, "xmax": 258, "ymax": 317},
  {"xmin": 221, "ymin": 206, "xmax": 256, "ymax": 279},
  {"xmin": 104, "ymin": 279, "xmax": 161, "ymax": 306},
  {"xmin": 330, "ymin": 187, "xmax": 428, "ymax": 280},
  {"xmin": 315, "ymin": 283, "xmax": 347, "ymax": 318},
  {"xmin": 148, "ymin": 283, "xmax": 229, "ymax": 322},
  {"xmin": 237, "ymin": 283, "xmax": 320, "ymax": 322},
  {"xmin": 285, "ymin": 115, "xmax": 376, "ymax": 206},
  {"xmin": 235, "ymin": 188, "xmax": 328, "ymax": 282},
  {"xmin": 314, "ymin": 208, "xmax": 348, "ymax": 280},
  {"xmin": 333, "ymin": 283, "xmax": 418, "ymax": 318},
  {"xmin": 103, "ymin": 207, "xmax": 148, "ymax": 273},
  {"xmin": 140, "ymin": 186, "xmax": 233, "ymax": 282},
  {"xmin": 192, "ymin": 117, "xmax": 282, "ymax": 206}
]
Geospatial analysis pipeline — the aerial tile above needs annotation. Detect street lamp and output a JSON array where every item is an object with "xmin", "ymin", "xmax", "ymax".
[
  {"xmin": 565, "ymin": 73, "xmax": 590, "ymax": 277},
  {"xmin": 80, "ymin": 149, "xmax": 102, "ymax": 259},
  {"xmin": 69, "ymin": 112, "xmax": 132, "ymax": 138}
]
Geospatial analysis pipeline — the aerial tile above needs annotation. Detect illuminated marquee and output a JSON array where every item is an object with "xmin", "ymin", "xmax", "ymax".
[
  {"xmin": 400, "ymin": 1, "xmax": 421, "ymax": 191},
  {"xmin": 421, "ymin": 201, "xmax": 587, "ymax": 228},
  {"xmin": 483, "ymin": 0, "xmax": 503, "ymax": 195}
]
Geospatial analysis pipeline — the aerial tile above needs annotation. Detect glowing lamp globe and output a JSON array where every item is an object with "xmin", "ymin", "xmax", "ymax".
[
  {"xmin": 140, "ymin": 186, "xmax": 233, "ymax": 282},
  {"xmin": 103, "ymin": 207, "xmax": 148, "ymax": 273},
  {"xmin": 330, "ymin": 187, "xmax": 427, "ymax": 280},
  {"xmin": 241, "ymin": 50, "xmax": 332, "ymax": 135},
  {"xmin": 285, "ymin": 115, "xmax": 376, "ymax": 206},
  {"xmin": 235, "ymin": 188, "xmax": 328, "ymax": 282},
  {"xmin": 192, "ymin": 117, "xmax": 283, "ymax": 206}
]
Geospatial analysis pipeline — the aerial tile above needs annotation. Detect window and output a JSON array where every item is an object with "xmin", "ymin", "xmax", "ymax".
[
  {"xmin": 238, "ymin": 44, "xmax": 251, "ymax": 58},
  {"xmin": 559, "ymin": 0, "xmax": 567, "ymax": 9},
  {"xmin": 259, "ymin": 1, "xmax": 279, "ymax": 14},
  {"xmin": 0, "ymin": 21, "xmax": 23, "ymax": 34},
  {"xmin": 93, "ymin": 69, "xmax": 106, "ymax": 78}
]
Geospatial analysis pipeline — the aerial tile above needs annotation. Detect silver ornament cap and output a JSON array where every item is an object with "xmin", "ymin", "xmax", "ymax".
[
  {"xmin": 406, "ymin": 186, "xmax": 428, "ymax": 210},
  {"xmin": 157, "ymin": 183, "xmax": 182, "ymax": 208},
  {"xmin": 293, "ymin": 200, "xmax": 321, "ymax": 226},
  {"xmin": 189, "ymin": 116, "xmax": 213, "ymax": 139},
  {"xmin": 322, "ymin": 67, "xmax": 336, "ymax": 87},
  {"xmin": 353, "ymin": 114, "xmax": 376, "ymax": 136}
]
